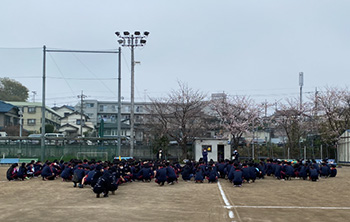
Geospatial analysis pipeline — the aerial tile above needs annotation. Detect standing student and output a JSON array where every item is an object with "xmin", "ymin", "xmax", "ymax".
[
  {"xmin": 157, "ymin": 149, "xmax": 164, "ymax": 160},
  {"xmin": 202, "ymin": 149, "xmax": 208, "ymax": 165}
]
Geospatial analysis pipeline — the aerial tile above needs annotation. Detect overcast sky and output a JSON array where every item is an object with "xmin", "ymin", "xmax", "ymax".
[{"xmin": 1, "ymin": 0, "xmax": 350, "ymax": 108}]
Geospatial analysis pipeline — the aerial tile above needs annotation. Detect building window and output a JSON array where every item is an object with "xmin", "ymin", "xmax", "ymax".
[
  {"xmin": 28, "ymin": 107, "xmax": 36, "ymax": 113},
  {"xmin": 99, "ymin": 105, "xmax": 106, "ymax": 112},
  {"xmin": 28, "ymin": 119, "xmax": 36, "ymax": 125},
  {"xmin": 76, "ymin": 119, "xmax": 85, "ymax": 125},
  {"xmin": 64, "ymin": 112, "xmax": 70, "ymax": 117},
  {"xmin": 136, "ymin": 106, "xmax": 143, "ymax": 112},
  {"xmin": 87, "ymin": 103, "xmax": 94, "ymax": 108},
  {"xmin": 111, "ymin": 105, "xmax": 116, "ymax": 112}
]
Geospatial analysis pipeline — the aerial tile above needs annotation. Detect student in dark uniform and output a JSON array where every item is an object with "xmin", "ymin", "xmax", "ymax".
[
  {"xmin": 17, "ymin": 162, "xmax": 28, "ymax": 180},
  {"xmin": 166, "ymin": 162, "xmax": 177, "ymax": 185},
  {"xmin": 6, "ymin": 163, "xmax": 18, "ymax": 181},
  {"xmin": 298, "ymin": 163, "xmax": 308, "ymax": 180},
  {"xmin": 93, "ymin": 164, "xmax": 112, "ymax": 198},
  {"xmin": 181, "ymin": 162, "xmax": 193, "ymax": 181},
  {"xmin": 154, "ymin": 164, "xmax": 167, "ymax": 186},
  {"xmin": 139, "ymin": 163, "xmax": 153, "ymax": 182},
  {"xmin": 61, "ymin": 164, "xmax": 73, "ymax": 181},
  {"xmin": 232, "ymin": 167, "xmax": 243, "ymax": 187},
  {"xmin": 207, "ymin": 166, "xmax": 219, "ymax": 183},
  {"xmin": 202, "ymin": 149, "xmax": 208, "ymax": 165},
  {"xmin": 41, "ymin": 162, "xmax": 56, "ymax": 180},
  {"xmin": 330, "ymin": 165, "xmax": 337, "ymax": 177},
  {"xmin": 241, "ymin": 163, "xmax": 250, "ymax": 183},
  {"xmin": 284, "ymin": 162, "xmax": 294, "ymax": 180},
  {"xmin": 72, "ymin": 164, "xmax": 85, "ymax": 188},
  {"xmin": 320, "ymin": 163, "xmax": 330, "ymax": 178},
  {"xmin": 34, "ymin": 161, "xmax": 43, "ymax": 177},
  {"xmin": 309, "ymin": 166, "xmax": 319, "ymax": 182},
  {"xmin": 194, "ymin": 167, "xmax": 204, "ymax": 183},
  {"xmin": 248, "ymin": 163, "xmax": 257, "ymax": 183}
]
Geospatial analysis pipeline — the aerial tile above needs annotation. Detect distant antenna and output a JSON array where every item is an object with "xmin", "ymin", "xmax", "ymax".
[{"xmin": 32, "ymin": 91, "xmax": 37, "ymax": 102}]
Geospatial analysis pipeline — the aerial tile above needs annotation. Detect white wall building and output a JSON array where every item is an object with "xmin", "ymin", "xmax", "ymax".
[{"xmin": 194, "ymin": 138, "xmax": 231, "ymax": 162}]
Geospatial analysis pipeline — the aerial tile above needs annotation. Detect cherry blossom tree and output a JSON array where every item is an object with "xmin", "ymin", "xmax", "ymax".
[
  {"xmin": 210, "ymin": 95, "xmax": 260, "ymax": 152},
  {"xmin": 316, "ymin": 87, "xmax": 350, "ymax": 145}
]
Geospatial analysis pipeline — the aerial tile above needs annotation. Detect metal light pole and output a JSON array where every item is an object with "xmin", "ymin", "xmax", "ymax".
[
  {"xmin": 115, "ymin": 31, "xmax": 150, "ymax": 158},
  {"xmin": 299, "ymin": 72, "xmax": 304, "ymax": 159},
  {"xmin": 299, "ymin": 72, "xmax": 303, "ymax": 110}
]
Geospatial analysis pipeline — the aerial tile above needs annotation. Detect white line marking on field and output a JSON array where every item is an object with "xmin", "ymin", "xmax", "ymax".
[
  {"xmin": 217, "ymin": 181, "xmax": 235, "ymax": 220},
  {"xmin": 230, "ymin": 205, "xmax": 350, "ymax": 210},
  {"xmin": 228, "ymin": 210, "xmax": 234, "ymax": 218}
]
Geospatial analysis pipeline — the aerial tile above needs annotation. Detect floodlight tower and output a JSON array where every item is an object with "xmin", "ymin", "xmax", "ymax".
[
  {"xmin": 299, "ymin": 72, "xmax": 304, "ymax": 110},
  {"xmin": 115, "ymin": 31, "xmax": 150, "ymax": 158}
]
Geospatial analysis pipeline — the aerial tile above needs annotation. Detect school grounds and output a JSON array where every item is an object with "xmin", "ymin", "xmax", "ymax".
[{"xmin": 1, "ymin": 166, "xmax": 350, "ymax": 222}]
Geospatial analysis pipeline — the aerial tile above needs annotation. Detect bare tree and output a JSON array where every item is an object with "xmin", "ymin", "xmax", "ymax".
[
  {"xmin": 273, "ymin": 98, "xmax": 311, "ymax": 158},
  {"xmin": 147, "ymin": 82, "xmax": 208, "ymax": 159},
  {"xmin": 210, "ymin": 95, "xmax": 260, "ymax": 152}
]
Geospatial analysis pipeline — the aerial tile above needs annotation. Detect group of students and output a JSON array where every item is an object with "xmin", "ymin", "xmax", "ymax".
[
  {"xmin": 180, "ymin": 157, "xmax": 338, "ymax": 187},
  {"xmin": 5, "ymin": 156, "xmax": 338, "ymax": 196},
  {"xmin": 5, "ymin": 158, "xmax": 185, "ymax": 197}
]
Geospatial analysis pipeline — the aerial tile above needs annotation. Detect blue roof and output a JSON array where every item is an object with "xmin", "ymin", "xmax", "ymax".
[{"xmin": 0, "ymin": 101, "xmax": 17, "ymax": 113}]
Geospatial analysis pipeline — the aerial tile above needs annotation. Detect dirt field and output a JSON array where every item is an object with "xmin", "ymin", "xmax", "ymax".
[{"xmin": 1, "ymin": 166, "xmax": 350, "ymax": 222}]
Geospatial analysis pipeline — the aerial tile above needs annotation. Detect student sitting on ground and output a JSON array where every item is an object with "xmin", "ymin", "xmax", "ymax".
[
  {"xmin": 154, "ymin": 164, "xmax": 167, "ymax": 186},
  {"xmin": 309, "ymin": 166, "xmax": 319, "ymax": 182},
  {"xmin": 166, "ymin": 162, "xmax": 177, "ymax": 185},
  {"xmin": 72, "ymin": 164, "xmax": 85, "ymax": 188},
  {"xmin": 17, "ymin": 162, "xmax": 28, "ymax": 180},
  {"xmin": 41, "ymin": 162, "xmax": 57, "ymax": 181},
  {"xmin": 6, "ymin": 163, "xmax": 18, "ymax": 181},
  {"xmin": 330, "ymin": 165, "xmax": 337, "ymax": 177},
  {"xmin": 194, "ymin": 167, "xmax": 204, "ymax": 183}
]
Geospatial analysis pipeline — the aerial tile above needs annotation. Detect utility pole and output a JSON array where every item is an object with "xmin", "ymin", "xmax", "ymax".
[
  {"xmin": 78, "ymin": 91, "xmax": 87, "ymax": 137},
  {"xmin": 115, "ymin": 30, "xmax": 150, "ymax": 158}
]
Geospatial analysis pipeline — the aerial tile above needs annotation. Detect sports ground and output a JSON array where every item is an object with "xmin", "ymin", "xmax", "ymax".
[{"xmin": 1, "ymin": 166, "xmax": 350, "ymax": 222}]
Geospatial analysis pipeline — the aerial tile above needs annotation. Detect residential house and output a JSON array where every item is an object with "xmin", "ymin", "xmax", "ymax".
[
  {"xmin": 6, "ymin": 101, "xmax": 61, "ymax": 133},
  {"xmin": 0, "ymin": 101, "xmax": 20, "ymax": 130},
  {"xmin": 58, "ymin": 111, "xmax": 94, "ymax": 137}
]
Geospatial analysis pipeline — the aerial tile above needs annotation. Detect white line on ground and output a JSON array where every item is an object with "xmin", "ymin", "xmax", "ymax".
[
  {"xmin": 229, "ymin": 205, "xmax": 350, "ymax": 210},
  {"xmin": 228, "ymin": 210, "xmax": 234, "ymax": 218},
  {"xmin": 217, "ymin": 181, "xmax": 235, "ymax": 220},
  {"xmin": 217, "ymin": 181, "xmax": 231, "ymax": 206}
]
